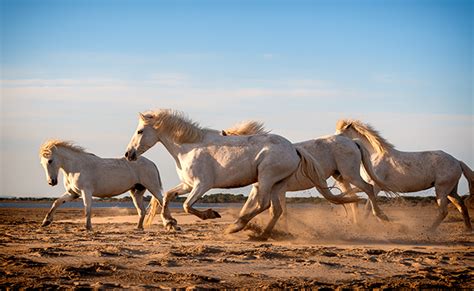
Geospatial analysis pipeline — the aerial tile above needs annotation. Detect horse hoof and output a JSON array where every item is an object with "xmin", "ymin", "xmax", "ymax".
[
  {"xmin": 226, "ymin": 223, "xmax": 244, "ymax": 234},
  {"xmin": 166, "ymin": 224, "xmax": 180, "ymax": 231},
  {"xmin": 205, "ymin": 209, "xmax": 221, "ymax": 219},
  {"xmin": 212, "ymin": 210, "xmax": 221, "ymax": 219},
  {"xmin": 41, "ymin": 220, "xmax": 51, "ymax": 227},
  {"xmin": 165, "ymin": 222, "xmax": 180, "ymax": 231}
]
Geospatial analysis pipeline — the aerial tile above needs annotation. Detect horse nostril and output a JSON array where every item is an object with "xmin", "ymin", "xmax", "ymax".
[{"xmin": 125, "ymin": 151, "xmax": 129, "ymax": 158}]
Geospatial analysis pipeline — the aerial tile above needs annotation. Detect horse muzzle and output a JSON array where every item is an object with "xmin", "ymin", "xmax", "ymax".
[
  {"xmin": 48, "ymin": 178, "xmax": 58, "ymax": 186},
  {"xmin": 125, "ymin": 150, "xmax": 137, "ymax": 161}
]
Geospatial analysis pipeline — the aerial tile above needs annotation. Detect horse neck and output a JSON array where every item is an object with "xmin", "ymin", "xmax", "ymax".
[
  {"xmin": 157, "ymin": 134, "xmax": 186, "ymax": 167},
  {"xmin": 55, "ymin": 147, "xmax": 91, "ymax": 174}
]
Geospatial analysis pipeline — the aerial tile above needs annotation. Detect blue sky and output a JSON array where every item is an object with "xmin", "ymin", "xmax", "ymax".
[{"xmin": 1, "ymin": 0, "xmax": 473, "ymax": 197}]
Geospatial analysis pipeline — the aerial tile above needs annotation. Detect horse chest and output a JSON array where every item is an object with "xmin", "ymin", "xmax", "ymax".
[
  {"xmin": 64, "ymin": 174, "xmax": 86, "ymax": 194},
  {"xmin": 65, "ymin": 181, "xmax": 82, "ymax": 195}
]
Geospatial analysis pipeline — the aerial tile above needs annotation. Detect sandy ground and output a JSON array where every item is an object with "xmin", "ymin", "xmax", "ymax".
[{"xmin": 0, "ymin": 201, "xmax": 473, "ymax": 289}]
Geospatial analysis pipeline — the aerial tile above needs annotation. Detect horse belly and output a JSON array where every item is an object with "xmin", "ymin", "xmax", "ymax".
[
  {"xmin": 286, "ymin": 175, "xmax": 314, "ymax": 192},
  {"xmin": 212, "ymin": 159, "xmax": 258, "ymax": 188},
  {"xmin": 89, "ymin": 166, "xmax": 137, "ymax": 197},
  {"xmin": 385, "ymin": 170, "xmax": 435, "ymax": 193},
  {"xmin": 214, "ymin": 169, "xmax": 258, "ymax": 188}
]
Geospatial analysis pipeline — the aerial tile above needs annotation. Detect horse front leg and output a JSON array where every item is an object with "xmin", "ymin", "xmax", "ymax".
[
  {"xmin": 159, "ymin": 183, "xmax": 191, "ymax": 230},
  {"xmin": 42, "ymin": 192, "xmax": 78, "ymax": 227},
  {"xmin": 81, "ymin": 190, "xmax": 93, "ymax": 231},
  {"xmin": 182, "ymin": 183, "xmax": 218, "ymax": 220}
]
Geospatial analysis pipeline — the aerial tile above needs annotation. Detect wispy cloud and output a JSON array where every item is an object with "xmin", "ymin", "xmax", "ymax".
[
  {"xmin": 1, "ymin": 75, "xmax": 367, "ymax": 107},
  {"xmin": 263, "ymin": 53, "xmax": 278, "ymax": 60}
]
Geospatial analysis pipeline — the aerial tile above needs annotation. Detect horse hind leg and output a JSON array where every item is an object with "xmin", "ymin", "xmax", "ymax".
[
  {"xmin": 346, "ymin": 175, "xmax": 389, "ymax": 222},
  {"xmin": 226, "ymin": 184, "xmax": 272, "ymax": 235},
  {"xmin": 447, "ymin": 192, "xmax": 472, "ymax": 232},
  {"xmin": 429, "ymin": 184, "xmax": 452, "ymax": 232},
  {"xmin": 130, "ymin": 185, "xmax": 146, "ymax": 230},
  {"xmin": 333, "ymin": 176, "xmax": 360, "ymax": 224},
  {"xmin": 278, "ymin": 189, "xmax": 289, "ymax": 232},
  {"xmin": 256, "ymin": 181, "xmax": 287, "ymax": 241},
  {"xmin": 144, "ymin": 182, "xmax": 185, "ymax": 231},
  {"xmin": 81, "ymin": 190, "xmax": 93, "ymax": 231}
]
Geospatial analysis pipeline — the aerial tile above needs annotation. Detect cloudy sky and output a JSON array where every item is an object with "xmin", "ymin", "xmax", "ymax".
[{"xmin": 1, "ymin": 0, "xmax": 472, "ymax": 198}]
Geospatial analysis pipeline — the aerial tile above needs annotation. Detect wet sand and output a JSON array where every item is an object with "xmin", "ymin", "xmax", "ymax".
[{"xmin": 0, "ymin": 201, "xmax": 473, "ymax": 289}]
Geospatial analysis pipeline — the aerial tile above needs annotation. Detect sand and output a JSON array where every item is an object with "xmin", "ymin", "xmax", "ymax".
[{"xmin": 0, "ymin": 201, "xmax": 473, "ymax": 289}]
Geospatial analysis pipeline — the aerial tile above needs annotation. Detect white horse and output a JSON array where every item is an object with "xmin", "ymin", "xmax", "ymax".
[
  {"xmin": 124, "ymin": 109, "xmax": 359, "ymax": 240},
  {"xmin": 226, "ymin": 130, "xmax": 398, "ymax": 223},
  {"xmin": 146, "ymin": 133, "xmax": 395, "ymax": 226},
  {"xmin": 283, "ymin": 135, "xmax": 397, "ymax": 223},
  {"xmin": 336, "ymin": 119, "xmax": 473, "ymax": 231},
  {"xmin": 39, "ymin": 140, "xmax": 167, "ymax": 231}
]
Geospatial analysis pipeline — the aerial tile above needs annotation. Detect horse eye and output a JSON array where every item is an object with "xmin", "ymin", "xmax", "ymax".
[
  {"xmin": 137, "ymin": 130, "xmax": 143, "ymax": 134},
  {"xmin": 48, "ymin": 159, "xmax": 53, "ymax": 164}
]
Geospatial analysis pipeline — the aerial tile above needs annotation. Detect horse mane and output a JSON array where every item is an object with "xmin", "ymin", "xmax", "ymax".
[
  {"xmin": 221, "ymin": 120, "xmax": 269, "ymax": 136},
  {"xmin": 39, "ymin": 139, "xmax": 87, "ymax": 158},
  {"xmin": 142, "ymin": 109, "xmax": 204, "ymax": 143},
  {"xmin": 336, "ymin": 119, "xmax": 394, "ymax": 154}
]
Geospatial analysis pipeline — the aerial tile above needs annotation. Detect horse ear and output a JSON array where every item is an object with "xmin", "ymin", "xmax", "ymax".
[
  {"xmin": 221, "ymin": 130, "xmax": 228, "ymax": 136},
  {"xmin": 344, "ymin": 122, "xmax": 352, "ymax": 130},
  {"xmin": 138, "ymin": 112, "xmax": 146, "ymax": 121}
]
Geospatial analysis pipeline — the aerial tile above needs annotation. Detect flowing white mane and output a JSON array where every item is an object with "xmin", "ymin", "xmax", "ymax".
[
  {"xmin": 39, "ymin": 139, "xmax": 87, "ymax": 158},
  {"xmin": 142, "ymin": 109, "xmax": 205, "ymax": 143},
  {"xmin": 336, "ymin": 119, "xmax": 394, "ymax": 154},
  {"xmin": 222, "ymin": 120, "xmax": 269, "ymax": 136}
]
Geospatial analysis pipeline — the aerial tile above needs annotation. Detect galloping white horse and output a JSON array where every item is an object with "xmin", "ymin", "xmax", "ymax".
[
  {"xmin": 39, "ymin": 140, "xmax": 167, "ymax": 230},
  {"xmin": 124, "ymin": 109, "xmax": 359, "ymax": 240},
  {"xmin": 146, "ymin": 132, "xmax": 396, "ymax": 226},
  {"xmin": 226, "ymin": 130, "xmax": 398, "ymax": 222},
  {"xmin": 279, "ymin": 135, "xmax": 396, "ymax": 223},
  {"xmin": 336, "ymin": 119, "xmax": 473, "ymax": 231}
]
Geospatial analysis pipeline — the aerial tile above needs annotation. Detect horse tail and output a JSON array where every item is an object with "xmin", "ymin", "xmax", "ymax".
[
  {"xmin": 144, "ymin": 198, "xmax": 160, "ymax": 226},
  {"xmin": 459, "ymin": 160, "xmax": 474, "ymax": 205},
  {"xmin": 354, "ymin": 140, "xmax": 399, "ymax": 197},
  {"xmin": 144, "ymin": 163, "xmax": 163, "ymax": 227},
  {"xmin": 295, "ymin": 147, "xmax": 360, "ymax": 204}
]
